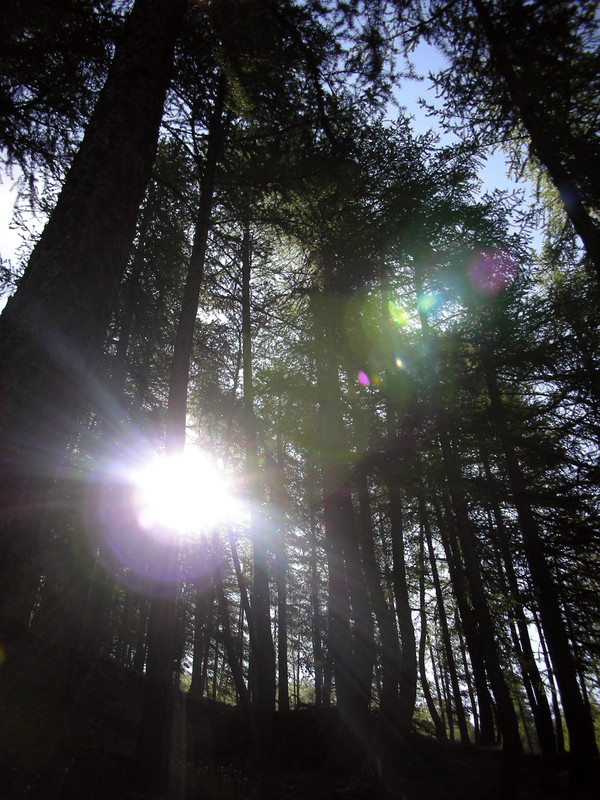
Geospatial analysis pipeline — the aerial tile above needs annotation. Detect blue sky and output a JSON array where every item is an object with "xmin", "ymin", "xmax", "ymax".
[{"xmin": 0, "ymin": 40, "xmax": 536, "ymax": 288}]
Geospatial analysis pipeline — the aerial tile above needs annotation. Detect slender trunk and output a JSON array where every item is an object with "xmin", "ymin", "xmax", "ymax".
[
  {"xmin": 456, "ymin": 611, "xmax": 479, "ymax": 742},
  {"xmin": 483, "ymin": 348, "xmax": 597, "ymax": 776},
  {"xmin": 356, "ymin": 468, "xmax": 402, "ymax": 722},
  {"xmin": 268, "ymin": 452, "xmax": 290, "ymax": 714},
  {"xmin": 133, "ymin": 75, "xmax": 227, "ymax": 794},
  {"xmin": 479, "ymin": 443, "xmax": 556, "ymax": 756},
  {"xmin": 241, "ymin": 221, "xmax": 276, "ymax": 757},
  {"xmin": 308, "ymin": 469, "xmax": 325, "ymax": 706},
  {"xmin": 166, "ymin": 77, "xmax": 227, "ymax": 449},
  {"xmin": 387, "ymin": 482, "xmax": 417, "ymax": 730},
  {"xmin": 420, "ymin": 497, "xmax": 469, "ymax": 744},
  {"xmin": 534, "ymin": 606, "xmax": 566, "ymax": 755},
  {"xmin": 190, "ymin": 581, "xmax": 215, "ymax": 700},
  {"xmin": 418, "ymin": 528, "xmax": 446, "ymax": 739}
]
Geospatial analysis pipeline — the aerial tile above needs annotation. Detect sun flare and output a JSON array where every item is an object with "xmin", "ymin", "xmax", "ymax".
[{"xmin": 132, "ymin": 449, "xmax": 236, "ymax": 537}]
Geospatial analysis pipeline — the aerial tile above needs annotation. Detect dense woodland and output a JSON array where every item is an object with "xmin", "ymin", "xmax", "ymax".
[{"xmin": 1, "ymin": 1, "xmax": 600, "ymax": 798}]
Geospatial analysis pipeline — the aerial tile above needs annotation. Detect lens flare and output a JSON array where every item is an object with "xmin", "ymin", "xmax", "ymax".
[
  {"xmin": 388, "ymin": 302, "xmax": 409, "ymax": 326},
  {"xmin": 467, "ymin": 249, "xmax": 516, "ymax": 296},
  {"xmin": 358, "ymin": 370, "xmax": 370, "ymax": 386},
  {"xmin": 417, "ymin": 293, "xmax": 438, "ymax": 314}
]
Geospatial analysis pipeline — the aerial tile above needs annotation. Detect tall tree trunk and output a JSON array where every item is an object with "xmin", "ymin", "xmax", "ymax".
[
  {"xmin": 241, "ymin": 221, "xmax": 276, "ymax": 758},
  {"xmin": 414, "ymin": 277, "xmax": 521, "ymax": 784},
  {"xmin": 268, "ymin": 451, "xmax": 290, "ymax": 714},
  {"xmin": 386, "ymin": 481, "xmax": 417, "ymax": 731},
  {"xmin": 417, "ymin": 524, "xmax": 447, "ymax": 740},
  {"xmin": 0, "ymin": 0, "xmax": 187, "ymax": 613},
  {"xmin": 356, "ymin": 467, "xmax": 402, "ymax": 723},
  {"xmin": 420, "ymin": 496, "xmax": 470, "ymax": 744},
  {"xmin": 483, "ymin": 347, "xmax": 597, "ymax": 779},
  {"xmin": 479, "ymin": 442, "xmax": 556, "ymax": 756},
  {"xmin": 311, "ymin": 291, "xmax": 373, "ymax": 766},
  {"xmin": 307, "ymin": 464, "xmax": 325, "ymax": 706},
  {"xmin": 132, "ymin": 74, "xmax": 226, "ymax": 794}
]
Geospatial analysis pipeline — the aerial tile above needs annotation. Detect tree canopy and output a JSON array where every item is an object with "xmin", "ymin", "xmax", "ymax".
[{"xmin": 0, "ymin": 2, "xmax": 599, "ymax": 798}]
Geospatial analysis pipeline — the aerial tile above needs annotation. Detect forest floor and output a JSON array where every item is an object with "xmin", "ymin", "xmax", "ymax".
[{"xmin": 0, "ymin": 617, "xmax": 598, "ymax": 800}]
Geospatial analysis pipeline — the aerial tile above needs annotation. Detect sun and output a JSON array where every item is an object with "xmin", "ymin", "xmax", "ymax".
[{"xmin": 132, "ymin": 449, "xmax": 236, "ymax": 538}]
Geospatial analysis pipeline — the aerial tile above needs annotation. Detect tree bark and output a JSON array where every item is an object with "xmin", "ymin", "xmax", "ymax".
[{"xmin": 0, "ymin": 0, "xmax": 187, "ymax": 611}]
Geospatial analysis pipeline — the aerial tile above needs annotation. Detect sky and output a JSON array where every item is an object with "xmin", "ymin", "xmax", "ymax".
[
  {"xmin": 0, "ymin": 42, "xmax": 534, "ymax": 298},
  {"xmin": 0, "ymin": 174, "xmax": 23, "ymax": 268}
]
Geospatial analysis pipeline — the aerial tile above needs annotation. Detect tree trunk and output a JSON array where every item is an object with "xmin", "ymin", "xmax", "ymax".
[
  {"xmin": 307, "ymin": 467, "xmax": 325, "ymax": 706},
  {"xmin": 132, "ymin": 69, "xmax": 227, "ymax": 795},
  {"xmin": 479, "ymin": 442, "xmax": 556, "ymax": 756},
  {"xmin": 420, "ymin": 496, "xmax": 470, "ymax": 744},
  {"xmin": 356, "ymin": 467, "xmax": 402, "ymax": 722},
  {"xmin": 0, "ymin": 0, "xmax": 187, "ymax": 613},
  {"xmin": 311, "ymin": 291, "xmax": 373, "ymax": 766},
  {"xmin": 483, "ymin": 348, "xmax": 597, "ymax": 779},
  {"xmin": 417, "ymin": 524, "xmax": 447, "ymax": 740},
  {"xmin": 241, "ymin": 221, "xmax": 277, "ymax": 758},
  {"xmin": 386, "ymin": 481, "xmax": 417, "ymax": 731},
  {"xmin": 268, "ymin": 452, "xmax": 290, "ymax": 714}
]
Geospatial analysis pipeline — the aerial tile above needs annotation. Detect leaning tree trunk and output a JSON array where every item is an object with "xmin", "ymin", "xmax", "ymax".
[{"xmin": 0, "ymin": 0, "xmax": 187, "ymax": 613}]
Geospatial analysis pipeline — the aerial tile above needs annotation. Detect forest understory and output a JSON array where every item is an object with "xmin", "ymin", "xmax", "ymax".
[{"xmin": 0, "ymin": 618, "xmax": 596, "ymax": 800}]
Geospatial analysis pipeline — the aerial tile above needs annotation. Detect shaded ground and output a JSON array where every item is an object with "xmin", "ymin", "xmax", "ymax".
[{"xmin": 0, "ymin": 618, "xmax": 598, "ymax": 799}]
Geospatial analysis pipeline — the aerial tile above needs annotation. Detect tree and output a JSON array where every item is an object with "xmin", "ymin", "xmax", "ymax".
[
  {"xmin": 0, "ymin": 0, "xmax": 187, "ymax": 613},
  {"xmin": 402, "ymin": 0, "xmax": 600, "ymax": 277}
]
